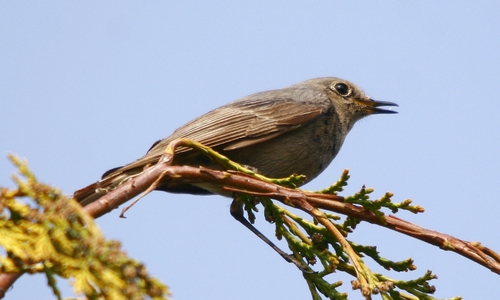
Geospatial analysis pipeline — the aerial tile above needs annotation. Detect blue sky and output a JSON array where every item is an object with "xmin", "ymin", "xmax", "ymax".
[{"xmin": 1, "ymin": 2, "xmax": 500, "ymax": 299}]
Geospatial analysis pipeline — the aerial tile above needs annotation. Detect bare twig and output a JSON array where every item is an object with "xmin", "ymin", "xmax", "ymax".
[{"xmin": 84, "ymin": 161, "xmax": 500, "ymax": 274}]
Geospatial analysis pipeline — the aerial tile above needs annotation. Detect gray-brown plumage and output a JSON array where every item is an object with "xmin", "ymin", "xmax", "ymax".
[{"xmin": 75, "ymin": 77, "xmax": 397, "ymax": 206}]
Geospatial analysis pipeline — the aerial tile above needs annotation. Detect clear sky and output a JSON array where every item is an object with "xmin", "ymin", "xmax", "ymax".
[{"xmin": 1, "ymin": 2, "xmax": 500, "ymax": 299}]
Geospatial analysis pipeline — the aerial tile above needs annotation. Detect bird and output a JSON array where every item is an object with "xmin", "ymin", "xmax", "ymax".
[{"xmin": 74, "ymin": 77, "xmax": 398, "ymax": 270}]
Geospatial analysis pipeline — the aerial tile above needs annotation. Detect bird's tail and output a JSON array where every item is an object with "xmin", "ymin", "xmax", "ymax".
[
  {"xmin": 73, "ymin": 169, "xmax": 137, "ymax": 206},
  {"xmin": 73, "ymin": 181, "xmax": 106, "ymax": 206}
]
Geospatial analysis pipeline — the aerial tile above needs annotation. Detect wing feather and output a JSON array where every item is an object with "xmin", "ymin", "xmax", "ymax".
[{"xmin": 104, "ymin": 87, "xmax": 330, "ymax": 178}]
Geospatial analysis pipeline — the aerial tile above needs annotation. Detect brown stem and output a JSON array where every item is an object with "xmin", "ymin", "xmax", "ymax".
[
  {"xmin": 0, "ymin": 272, "xmax": 22, "ymax": 299},
  {"xmin": 2, "ymin": 141, "xmax": 499, "ymax": 297},
  {"xmin": 86, "ymin": 164, "xmax": 500, "ymax": 274}
]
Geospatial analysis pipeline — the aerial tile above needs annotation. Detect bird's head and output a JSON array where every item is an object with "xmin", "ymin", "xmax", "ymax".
[{"xmin": 307, "ymin": 77, "xmax": 398, "ymax": 131}]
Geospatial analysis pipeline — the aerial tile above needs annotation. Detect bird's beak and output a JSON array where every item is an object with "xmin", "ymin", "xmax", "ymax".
[{"xmin": 355, "ymin": 98, "xmax": 399, "ymax": 114}]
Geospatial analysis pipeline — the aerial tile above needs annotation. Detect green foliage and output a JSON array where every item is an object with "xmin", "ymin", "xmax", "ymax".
[
  {"xmin": 170, "ymin": 138, "xmax": 462, "ymax": 300},
  {"xmin": 0, "ymin": 155, "xmax": 170, "ymax": 300},
  {"xmin": 243, "ymin": 176, "xmax": 460, "ymax": 300},
  {"xmin": 0, "ymin": 143, "xmax": 467, "ymax": 300}
]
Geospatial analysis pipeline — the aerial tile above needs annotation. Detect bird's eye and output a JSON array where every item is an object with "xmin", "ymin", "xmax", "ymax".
[{"xmin": 333, "ymin": 83, "xmax": 350, "ymax": 96}]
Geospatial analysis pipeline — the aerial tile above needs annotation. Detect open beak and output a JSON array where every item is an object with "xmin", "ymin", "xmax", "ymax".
[{"xmin": 355, "ymin": 99, "xmax": 399, "ymax": 114}]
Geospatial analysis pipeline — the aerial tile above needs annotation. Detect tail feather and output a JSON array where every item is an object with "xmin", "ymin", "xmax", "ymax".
[
  {"xmin": 74, "ymin": 168, "xmax": 139, "ymax": 206},
  {"xmin": 74, "ymin": 162, "xmax": 216, "ymax": 206},
  {"xmin": 73, "ymin": 181, "xmax": 106, "ymax": 206}
]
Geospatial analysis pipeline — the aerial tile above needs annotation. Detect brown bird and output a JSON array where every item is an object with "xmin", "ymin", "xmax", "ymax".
[{"xmin": 74, "ymin": 77, "xmax": 397, "ymax": 270}]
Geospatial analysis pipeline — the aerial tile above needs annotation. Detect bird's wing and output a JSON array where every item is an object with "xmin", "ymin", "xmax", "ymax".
[
  {"xmin": 165, "ymin": 97, "xmax": 327, "ymax": 151},
  {"xmin": 103, "ymin": 88, "xmax": 330, "ymax": 178}
]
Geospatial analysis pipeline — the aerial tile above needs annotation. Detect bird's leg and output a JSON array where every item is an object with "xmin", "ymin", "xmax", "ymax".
[{"xmin": 229, "ymin": 198, "xmax": 310, "ymax": 272}]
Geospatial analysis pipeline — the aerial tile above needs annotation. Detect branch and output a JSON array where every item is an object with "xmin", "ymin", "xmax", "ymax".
[
  {"xmin": 1, "ymin": 138, "xmax": 498, "ymax": 299},
  {"xmin": 85, "ymin": 159, "xmax": 500, "ymax": 275},
  {"xmin": 71, "ymin": 139, "xmax": 500, "ymax": 297}
]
